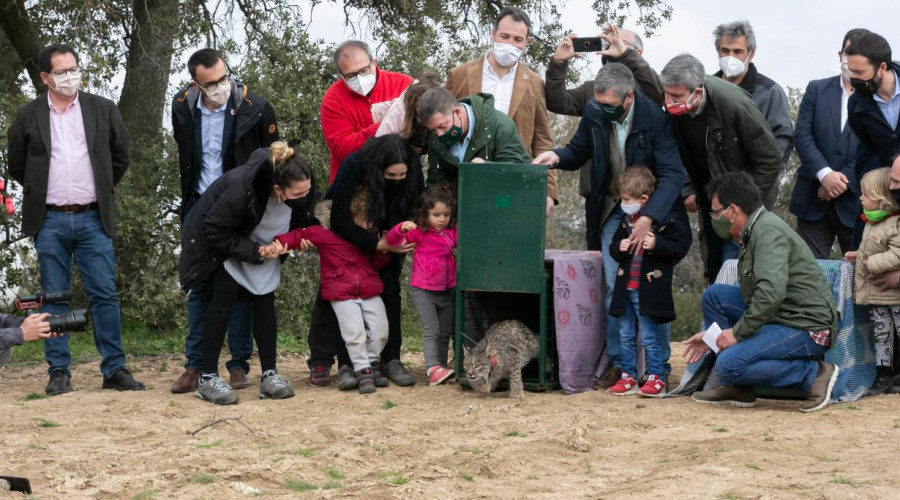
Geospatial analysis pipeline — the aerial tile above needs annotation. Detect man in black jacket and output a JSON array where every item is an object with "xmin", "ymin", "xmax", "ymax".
[
  {"xmin": 846, "ymin": 32, "xmax": 900, "ymax": 203},
  {"xmin": 7, "ymin": 44, "xmax": 144, "ymax": 395},
  {"xmin": 170, "ymin": 48, "xmax": 280, "ymax": 394}
]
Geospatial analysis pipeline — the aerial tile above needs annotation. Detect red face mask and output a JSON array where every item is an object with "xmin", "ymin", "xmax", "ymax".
[{"xmin": 665, "ymin": 91, "xmax": 699, "ymax": 117}]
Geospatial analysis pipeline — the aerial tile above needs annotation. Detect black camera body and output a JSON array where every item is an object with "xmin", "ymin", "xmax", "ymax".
[{"xmin": 16, "ymin": 291, "xmax": 88, "ymax": 333}]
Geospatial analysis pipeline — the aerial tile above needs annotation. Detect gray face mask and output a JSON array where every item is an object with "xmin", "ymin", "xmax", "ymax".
[{"xmin": 53, "ymin": 71, "xmax": 82, "ymax": 97}]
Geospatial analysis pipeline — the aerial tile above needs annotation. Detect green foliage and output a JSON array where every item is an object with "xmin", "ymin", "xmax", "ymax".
[{"xmin": 284, "ymin": 479, "xmax": 318, "ymax": 492}]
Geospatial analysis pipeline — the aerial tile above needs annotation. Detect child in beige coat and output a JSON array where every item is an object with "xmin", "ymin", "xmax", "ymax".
[{"xmin": 846, "ymin": 167, "xmax": 900, "ymax": 395}]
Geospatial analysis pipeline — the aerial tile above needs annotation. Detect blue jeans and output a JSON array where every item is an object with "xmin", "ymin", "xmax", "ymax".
[
  {"xmin": 600, "ymin": 208, "xmax": 671, "ymax": 375},
  {"xmin": 35, "ymin": 211, "xmax": 125, "ymax": 378},
  {"xmin": 619, "ymin": 290, "xmax": 665, "ymax": 378},
  {"xmin": 183, "ymin": 203, "xmax": 253, "ymax": 372},
  {"xmin": 702, "ymin": 284, "xmax": 825, "ymax": 392}
]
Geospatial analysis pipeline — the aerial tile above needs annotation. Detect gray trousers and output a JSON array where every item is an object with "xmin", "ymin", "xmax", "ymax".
[
  {"xmin": 331, "ymin": 297, "xmax": 389, "ymax": 372},
  {"xmin": 412, "ymin": 287, "xmax": 455, "ymax": 370}
]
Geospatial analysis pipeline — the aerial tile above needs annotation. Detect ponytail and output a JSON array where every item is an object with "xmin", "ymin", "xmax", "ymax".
[{"xmin": 269, "ymin": 141, "xmax": 312, "ymax": 188}]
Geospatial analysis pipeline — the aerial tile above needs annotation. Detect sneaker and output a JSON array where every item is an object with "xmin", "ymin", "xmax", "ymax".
[
  {"xmin": 593, "ymin": 366, "xmax": 622, "ymax": 390},
  {"xmin": 638, "ymin": 374, "xmax": 666, "ymax": 397},
  {"xmin": 427, "ymin": 365, "xmax": 455, "ymax": 386},
  {"xmin": 382, "ymin": 359, "xmax": 415, "ymax": 387},
  {"xmin": 356, "ymin": 368, "xmax": 376, "ymax": 395},
  {"xmin": 370, "ymin": 361, "xmax": 390, "ymax": 387},
  {"xmin": 196, "ymin": 376, "xmax": 239, "ymax": 405},
  {"xmin": 259, "ymin": 373, "xmax": 295, "ymax": 400},
  {"xmin": 336, "ymin": 365, "xmax": 359, "ymax": 391},
  {"xmin": 45, "ymin": 370, "xmax": 72, "ymax": 396},
  {"xmin": 691, "ymin": 385, "xmax": 757, "ymax": 408},
  {"xmin": 608, "ymin": 373, "xmax": 639, "ymax": 395},
  {"xmin": 309, "ymin": 365, "xmax": 331, "ymax": 387},
  {"xmin": 800, "ymin": 361, "xmax": 839, "ymax": 413},
  {"xmin": 102, "ymin": 367, "xmax": 146, "ymax": 391}
]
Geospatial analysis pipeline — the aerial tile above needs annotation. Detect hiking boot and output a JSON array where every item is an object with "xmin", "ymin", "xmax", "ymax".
[
  {"xmin": 427, "ymin": 365, "xmax": 455, "ymax": 386},
  {"xmin": 691, "ymin": 385, "xmax": 757, "ymax": 408},
  {"xmin": 382, "ymin": 359, "xmax": 414, "ymax": 387},
  {"xmin": 356, "ymin": 368, "xmax": 376, "ymax": 395},
  {"xmin": 196, "ymin": 376, "xmax": 239, "ymax": 405},
  {"xmin": 370, "ymin": 360, "xmax": 390, "ymax": 387},
  {"xmin": 800, "ymin": 361, "xmax": 839, "ymax": 413},
  {"xmin": 336, "ymin": 365, "xmax": 359, "ymax": 391},
  {"xmin": 45, "ymin": 370, "xmax": 72, "ymax": 396},
  {"xmin": 638, "ymin": 374, "xmax": 666, "ymax": 398},
  {"xmin": 309, "ymin": 365, "xmax": 331, "ymax": 387},
  {"xmin": 102, "ymin": 368, "xmax": 146, "ymax": 391},
  {"xmin": 229, "ymin": 368, "xmax": 252, "ymax": 390},
  {"xmin": 259, "ymin": 373, "xmax": 295, "ymax": 400},
  {"xmin": 608, "ymin": 373, "xmax": 639, "ymax": 395},
  {"xmin": 171, "ymin": 368, "xmax": 200, "ymax": 393},
  {"xmin": 593, "ymin": 366, "xmax": 622, "ymax": 390}
]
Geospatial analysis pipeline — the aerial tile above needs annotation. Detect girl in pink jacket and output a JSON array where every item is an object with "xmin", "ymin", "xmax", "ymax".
[{"xmin": 386, "ymin": 186, "xmax": 457, "ymax": 385}]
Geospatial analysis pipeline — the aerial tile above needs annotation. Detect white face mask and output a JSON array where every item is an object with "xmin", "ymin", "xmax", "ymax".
[
  {"xmin": 621, "ymin": 202, "xmax": 642, "ymax": 216},
  {"xmin": 841, "ymin": 56, "xmax": 851, "ymax": 81},
  {"xmin": 346, "ymin": 72, "xmax": 377, "ymax": 96},
  {"xmin": 202, "ymin": 80, "xmax": 232, "ymax": 108},
  {"xmin": 718, "ymin": 56, "xmax": 746, "ymax": 79},
  {"xmin": 52, "ymin": 71, "xmax": 82, "ymax": 97},
  {"xmin": 491, "ymin": 42, "xmax": 523, "ymax": 68}
]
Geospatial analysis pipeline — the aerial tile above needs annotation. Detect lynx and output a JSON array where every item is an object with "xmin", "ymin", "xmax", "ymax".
[{"xmin": 463, "ymin": 320, "xmax": 539, "ymax": 399}]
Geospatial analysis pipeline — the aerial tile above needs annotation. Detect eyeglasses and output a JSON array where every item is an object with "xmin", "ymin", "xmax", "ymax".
[
  {"xmin": 195, "ymin": 74, "xmax": 230, "ymax": 92},
  {"xmin": 49, "ymin": 66, "xmax": 81, "ymax": 78},
  {"xmin": 710, "ymin": 205, "xmax": 732, "ymax": 220},
  {"xmin": 342, "ymin": 63, "xmax": 373, "ymax": 81}
]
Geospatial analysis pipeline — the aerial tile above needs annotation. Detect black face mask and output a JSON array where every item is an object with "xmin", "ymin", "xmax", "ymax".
[
  {"xmin": 384, "ymin": 178, "xmax": 405, "ymax": 198},
  {"xmin": 850, "ymin": 68, "xmax": 882, "ymax": 95},
  {"xmin": 891, "ymin": 188, "xmax": 900, "ymax": 208},
  {"xmin": 283, "ymin": 196, "xmax": 307, "ymax": 210}
]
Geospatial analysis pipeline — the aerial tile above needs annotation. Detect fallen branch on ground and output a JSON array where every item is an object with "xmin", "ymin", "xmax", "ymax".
[{"xmin": 188, "ymin": 416, "xmax": 255, "ymax": 436}]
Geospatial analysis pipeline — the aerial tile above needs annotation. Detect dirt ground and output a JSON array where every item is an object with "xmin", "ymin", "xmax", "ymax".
[{"xmin": 1, "ymin": 344, "xmax": 897, "ymax": 500}]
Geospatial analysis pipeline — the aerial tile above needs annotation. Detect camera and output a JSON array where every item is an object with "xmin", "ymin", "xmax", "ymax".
[{"xmin": 15, "ymin": 291, "xmax": 89, "ymax": 333}]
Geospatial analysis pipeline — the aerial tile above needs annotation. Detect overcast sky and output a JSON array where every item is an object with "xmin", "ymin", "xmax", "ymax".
[{"xmin": 302, "ymin": 0, "xmax": 900, "ymax": 92}]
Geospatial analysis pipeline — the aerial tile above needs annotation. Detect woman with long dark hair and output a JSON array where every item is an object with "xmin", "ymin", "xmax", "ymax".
[
  {"xmin": 179, "ymin": 142, "xmax": 317, "ymax": 405},
  {"xmin": 307, "ymin": 134, "xmax": 425, "ymax": 389}
]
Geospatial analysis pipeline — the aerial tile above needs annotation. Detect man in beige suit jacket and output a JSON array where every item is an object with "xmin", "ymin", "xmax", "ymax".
[{"xmin": 445, "ymin": 6, "xmax": 559, "ymax": 217}]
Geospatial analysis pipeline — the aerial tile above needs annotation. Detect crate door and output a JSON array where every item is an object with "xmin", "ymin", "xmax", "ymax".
[{"xmin": 457, "ymin": 162, "xmax": 547, "ymax": 293}]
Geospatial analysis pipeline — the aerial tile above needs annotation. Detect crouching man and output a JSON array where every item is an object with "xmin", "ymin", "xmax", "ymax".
[{"xmin": 681, "ymin": 172, "xmax": 840, "ymax": 413}]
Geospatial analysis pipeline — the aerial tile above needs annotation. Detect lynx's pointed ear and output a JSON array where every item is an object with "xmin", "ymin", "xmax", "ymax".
[{"xmin": 463, "ymin": 346, "xmax": 471, "ymax": 358}]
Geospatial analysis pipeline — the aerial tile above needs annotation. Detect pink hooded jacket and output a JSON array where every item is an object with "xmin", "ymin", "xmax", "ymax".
[{"xmin": 386, "ymin": 223, "xmax": 457, "ymax": 291}]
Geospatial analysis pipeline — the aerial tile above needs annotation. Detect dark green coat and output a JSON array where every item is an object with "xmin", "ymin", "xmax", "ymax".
[
  {"xmin": 673, "ymin": 76, "xmax": 784, "ymax": 208},
  {"xmin": 426, "ymin": 93, "xmax": 531, "ymax": 188},
  {"xmin": 733, "ymin": 208, "xmax": 838, "ymax": 342}
]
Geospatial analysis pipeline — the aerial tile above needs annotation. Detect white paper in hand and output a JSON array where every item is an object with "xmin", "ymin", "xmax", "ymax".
[{"xmin": 703, "ymin": 322, "xmax": 722, "ymax": 354}]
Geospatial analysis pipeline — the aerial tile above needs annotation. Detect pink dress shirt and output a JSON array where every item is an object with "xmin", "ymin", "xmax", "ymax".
[{"xmin": 46, "ymin": 92, "xmax": 96, "ymax": 206}]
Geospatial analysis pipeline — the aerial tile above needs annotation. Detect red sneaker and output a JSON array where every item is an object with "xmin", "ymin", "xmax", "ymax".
[
  {"xmin": 638, "ymin": 374, "xmax": 666, "ymax": 398},
  {"xmin": 608, "ymin": 373, "xmax": 639, "ymax": 395},
  {"xmin": 427, "ymin": 365, "xmax": 455, "ymax": 386}
]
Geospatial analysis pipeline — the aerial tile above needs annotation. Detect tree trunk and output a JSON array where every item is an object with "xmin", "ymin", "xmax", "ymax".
[
  {"xmin": 0, "ymin": 0, "xmax": 44, "ymax": 93},
  {"xmin": 118, "ymin": 0, "xmax": 179, "ymax": 146}
]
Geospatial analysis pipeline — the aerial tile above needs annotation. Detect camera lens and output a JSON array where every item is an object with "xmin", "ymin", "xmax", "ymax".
[
  {"xmin": 46, "ymin": 309, "xmax": 88, "ymax": 333},
  {"xmin": 582, "ymin": 41, "xmax": 591, "ymax": 48}
]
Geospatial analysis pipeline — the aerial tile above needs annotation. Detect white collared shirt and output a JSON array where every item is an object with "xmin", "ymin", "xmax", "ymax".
[
  {"xmin": 449, "ymin": 103, "xmax": 476, "ymax": 163},
  {"xmin": 481, "ymin": 54, "xmax": 517, "ymax": 115},
  {"xmin": 818, "ymin": 77, "xmax": 854, "ymax": 182}
]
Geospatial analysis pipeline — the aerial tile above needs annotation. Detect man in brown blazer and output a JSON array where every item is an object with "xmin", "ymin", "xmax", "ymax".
[{"xmin": 445, "ymin": 6, "xmax": 558, "ymax": 217}]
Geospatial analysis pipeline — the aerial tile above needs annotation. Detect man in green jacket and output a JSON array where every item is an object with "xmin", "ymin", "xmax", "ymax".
[
  {"xmin": 682, "ymin": 172, "xmax": 839, "ymax": 413},
  {"xmin": 417, "ymin": 88, "xmax": 531, "ymax": 189},
  {"xmin": 660, "ymin": 53, "xmax": 784, "ymax": 282}
]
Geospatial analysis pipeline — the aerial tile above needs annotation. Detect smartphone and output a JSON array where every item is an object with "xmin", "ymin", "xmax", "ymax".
[{"xmin": 573, "ymin": 37, "xmax": 608, "ymax": 53}]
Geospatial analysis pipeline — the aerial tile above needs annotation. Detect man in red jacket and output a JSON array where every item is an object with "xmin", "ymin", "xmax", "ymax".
[{"xmin": 320, "ymin": 41, "xmax": 413, "ymax": 184}]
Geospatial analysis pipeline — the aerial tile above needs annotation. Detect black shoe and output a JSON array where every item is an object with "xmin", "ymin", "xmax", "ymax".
[
  {"xmin": 867, "ymin": 374, "xmax": 892, "ymax": 397},
  {"xmin": 45, "ymin": 370, "xmax": 72, "ymax": 396},
  {"xmin": 102, "ymin": 367, "xmax": 146, "ymax": 391}
]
